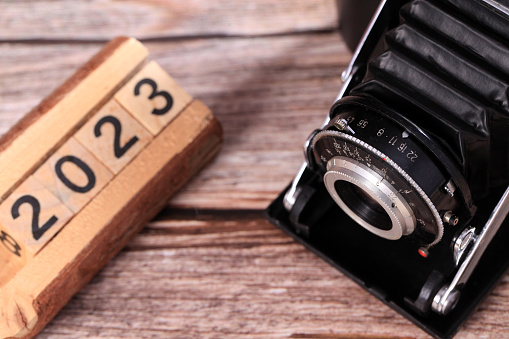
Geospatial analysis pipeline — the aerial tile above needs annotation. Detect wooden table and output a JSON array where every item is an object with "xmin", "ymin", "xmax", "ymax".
[{"xmin": 1, "ymin": 1, "xmax": 508, "ymax": 338}]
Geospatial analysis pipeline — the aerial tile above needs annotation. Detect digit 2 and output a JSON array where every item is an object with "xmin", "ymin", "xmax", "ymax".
[
  {"xmin": 94, "ymin": 115, "xmax": 139, "ymax": 158},
  {"xmin": 11, "ymin": 195, "xmax": 58, "ymax": 241},
  {"xmin": 134, "ymin": 78, "xmax": 173, "ymax": 115}
]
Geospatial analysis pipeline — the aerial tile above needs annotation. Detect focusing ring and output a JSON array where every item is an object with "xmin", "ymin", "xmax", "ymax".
[{"xmin": 313, "ymin": 123, "xmax": 445, "ymax": 246}]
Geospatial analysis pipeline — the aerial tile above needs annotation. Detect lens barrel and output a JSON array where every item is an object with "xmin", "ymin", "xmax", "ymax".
[{"xmin": 312, "ymin": 95, "xmax": 474, "ymax": 246}]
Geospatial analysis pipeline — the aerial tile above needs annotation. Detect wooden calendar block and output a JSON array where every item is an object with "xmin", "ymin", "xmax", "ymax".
[
  {"xmin": 0, "ymin": 37, "xmax": 223, "ymax": 339},
  {"xmin": 115, "ymin": 61, "xmax": 193, "ymax": 135},
  {"xmin": 0, "ymin": 37, "xmax": 147, "ymax": 202},
  {"xmin": 0, "ymin": 176, "xmax": 74, "ymax": 263},
  {"xmin": 0, "ymin": 99, "xmax": 222, "ymax": 338},
  {"xmin": 33, "ymin": 138, "xmax": 114, "ymax": 213},
  {"xmin": 0, "ymin": 249, "xmax": 23, "ymax": 286},
  {"xmin": 75, "ymin": 99, "xmax": 152, "ymax": 174}
]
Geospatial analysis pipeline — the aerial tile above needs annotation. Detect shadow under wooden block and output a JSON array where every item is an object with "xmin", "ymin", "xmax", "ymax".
[
  {"xmin": 0, "ymin": 176, "xmax": 74, "ymax": 264},
  {"xmin": 33, "ymin": 138, "xmax": 114, "ymax": 213},
  {"xmin": 75, "ymin": 99, "xmax": 152, "ymax": 174},
  {"xmin": 115, "ymin": 60, "xmax": 193, "ymax": 135}
]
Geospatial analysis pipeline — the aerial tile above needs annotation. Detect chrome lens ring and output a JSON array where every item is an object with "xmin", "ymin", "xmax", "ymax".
[{"xmin": 324, "ymin": 156, "xmax": 416, "ymax": 240}]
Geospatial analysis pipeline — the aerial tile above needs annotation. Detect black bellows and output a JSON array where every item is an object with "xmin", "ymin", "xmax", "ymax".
[{"xmin": 351, "ymin": 0, "xmax": 509, "ymax": 200}]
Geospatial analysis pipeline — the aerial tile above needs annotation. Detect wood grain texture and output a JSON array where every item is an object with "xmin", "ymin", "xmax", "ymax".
[
  {"xmin": 0, "ymin": 37, "xmax": 148, "ymax": 202},
  {"xmin": 1, "ymin": 0, "xmax": 508, "ymax": 338},
  {"xmin": 0, "ymin": 248, "xmax": 23, "ymax": 287},
  {"xmin": 0, "ymin": 34, "xmax": 349, "ymax": 209},
  {"xmin": 0, "ymin": 37, "xmax": 132, "ymax": 152},
  {"xmin": 0, "ymin": 1, "xmax": 337, "ymax": 41},
  {"xmin": 39, "ymin": 210, "xmax": 509, "ymax": 338}
]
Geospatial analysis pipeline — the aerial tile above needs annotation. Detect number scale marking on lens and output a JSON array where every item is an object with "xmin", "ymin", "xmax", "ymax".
[{"xmin": 313, "ymin": 129, "xmax": 444, "ymax": 246}]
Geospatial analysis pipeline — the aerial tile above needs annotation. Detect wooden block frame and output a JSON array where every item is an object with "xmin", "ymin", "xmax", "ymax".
[{"xmin": 0, "ymin": 37, "xmax": 223, "ymax": 338}]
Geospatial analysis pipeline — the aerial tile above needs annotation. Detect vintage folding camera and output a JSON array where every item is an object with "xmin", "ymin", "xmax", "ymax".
[{"xmin": 266, "ymin": 0, "xmax": 509, "ymax": 338}]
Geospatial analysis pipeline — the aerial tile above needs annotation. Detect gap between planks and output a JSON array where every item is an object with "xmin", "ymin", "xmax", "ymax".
[{"xmin": 0, "ymin": 28, "xmax": 340, "ymax": 45}]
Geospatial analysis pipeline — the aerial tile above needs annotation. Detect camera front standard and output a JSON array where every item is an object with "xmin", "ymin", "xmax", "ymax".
[{"xmin": 267, "ymin": 0, "xmax": 509, "ymax": 338}]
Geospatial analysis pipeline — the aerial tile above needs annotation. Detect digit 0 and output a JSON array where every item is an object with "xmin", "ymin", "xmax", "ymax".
[
  {"xmin": 134, "ymin": 78, "xmax": 173, "ymax": 116},
  {"xmin": 55, "ymin": 155, "xmax": 96, "ymax": 193}
]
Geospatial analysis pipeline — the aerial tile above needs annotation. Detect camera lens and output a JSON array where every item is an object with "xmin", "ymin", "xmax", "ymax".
[
  {"xmin": 323, "ymin": 154, "xmax": 415, "ymax": 240},
  {"xmin": 334, "ymin": 181, "xmax": 392, "ymax": 231},
  {"xmin": 312, "ymin": 102, "xmax": 454, "ymax": 246}
]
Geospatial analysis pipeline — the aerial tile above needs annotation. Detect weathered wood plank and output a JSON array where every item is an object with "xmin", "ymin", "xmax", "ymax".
[
  {"xmin": 0, "ymin": 33, "xmax": 351, "ymax": 209},
  {"xmin": 0, "ymin": 0, "xmax": 338, "ymax": 41},
  {"xmin": 2, "ymin": 1, "xmax": 507, "ymax": 338},
  {"xmin": 37, "ymin": 210, "xmax": 509, "ymax": 338}
]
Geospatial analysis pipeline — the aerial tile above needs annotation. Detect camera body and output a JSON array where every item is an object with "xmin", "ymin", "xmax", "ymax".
[{"xmin": 267, "ymin": 0, "xmax": 509, "ymax": 337}]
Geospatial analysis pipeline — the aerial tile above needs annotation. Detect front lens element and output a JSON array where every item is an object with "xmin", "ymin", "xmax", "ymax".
[{"xmin": 334, "ymin": 180, "xmax": 392, "ymax": 231}]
